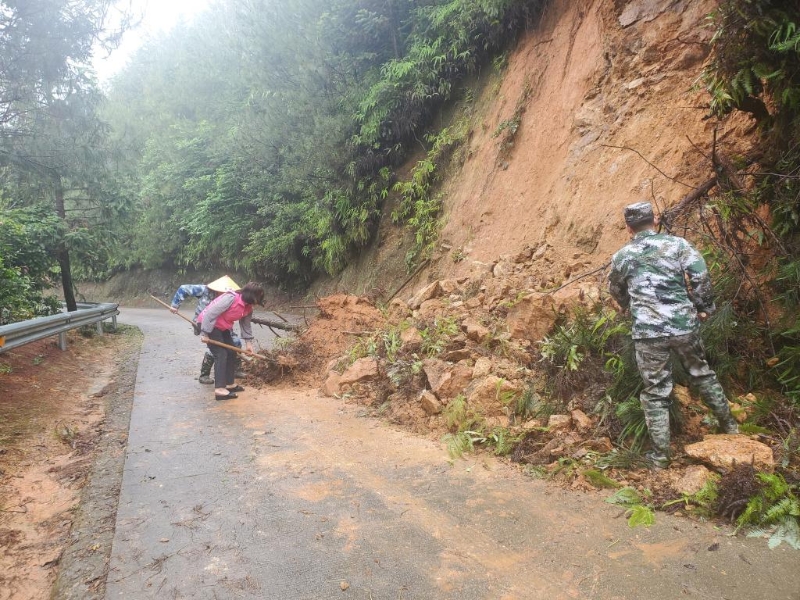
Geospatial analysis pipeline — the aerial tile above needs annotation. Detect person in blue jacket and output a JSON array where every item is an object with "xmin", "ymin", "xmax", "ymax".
[{"xmin": 170, "ymin": 275, "xmax": 243, "ymax": 383}]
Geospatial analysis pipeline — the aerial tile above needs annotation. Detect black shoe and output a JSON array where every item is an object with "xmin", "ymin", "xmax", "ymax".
[
  {"xmin": 226, "ymin": 385, "xmax": 244, "ymax": 393},
  {"xmin": 215, "ymin": 392, "xmax": 238, "ymax": 401}
]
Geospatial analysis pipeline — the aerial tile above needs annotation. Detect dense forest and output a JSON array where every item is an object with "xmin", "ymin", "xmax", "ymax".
[{"xmin": 1, "ymin": 0, "xmax": 546, "ymax": 320}]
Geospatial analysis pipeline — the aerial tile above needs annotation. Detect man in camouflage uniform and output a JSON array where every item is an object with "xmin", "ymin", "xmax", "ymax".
[
  {"xmin": 609, "ymin": 202, "xmax": 738, "ymax": 468},
  {"xmin": 170, "ymin": 276, "xmax": 244, "ymax": 384}
]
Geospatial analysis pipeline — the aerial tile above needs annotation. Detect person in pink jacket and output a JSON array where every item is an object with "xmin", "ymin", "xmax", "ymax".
[{"xmin": 198, "ymin": 282, "xmax": 265, "ymax": 400}]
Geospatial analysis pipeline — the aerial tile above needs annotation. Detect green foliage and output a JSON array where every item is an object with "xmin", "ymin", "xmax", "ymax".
[
  {"xmin": 443, "ymin": 430, "xmax": 475, "ymax": 459},
  {"xmin": 392, "ymin": 122, "xmax": 468, "ymax": 269},
  {"xmin": 605, "ymin": 486, "xmax": 655, "ymax": 528},
  {"xmin": 492, "ymin": 77, "xmax": 532, "ymax": 154},
  {"xmin": 99, "ymin": 0, "xmax": 544, "ymax": 285},
  {"xmin": 663, "ymin": 478, "xmax": 720, "ymax": 517},
  {"xmin": 0, "ymin": 207, "xmax": 62, "ymax": 323},
  {"xmin": 443, "ymin": 427, "xmax": 518, "ymax": 458},
  {"xmin": 614, "ymin": 395, "xmax": 684, "ymax": 451},
  {"xmin": 513, "ymin": 385, "xmax": 541, "ymax": 420},
  {"xmin": 442, "ymin": 393, "xmax": 485, "ymax": 433},
  {"xmin": 541, "ymin": 308, "xmax": 630, "ymax": 371},
  {"xmin": 540, "ymin": 306, "xmax": 641, "ymax": 404},
  {"xmin": 738, "ymin": 472, "xmax": 800, "ymax": 549},
  {"xmin": 613, "ymin": 397, "xmax": 649, "ymax": 451},
  {"xmin": 420, "ymin": 315, "xmax": 460, "ymax": 357},
  {"xmin": 705, "ymin": 1, "xmax": 800, "ymax": 127},
  {"xmin": 605, "ymin": 486, "xmax": 646, "ymax": 506},
  {"xmin": 582, "ymin": 469, "xmax": 622, "ymax": 489},
  {"xmin": 595, "ymin": 447, "xmax": 649, "ymax": 470}
]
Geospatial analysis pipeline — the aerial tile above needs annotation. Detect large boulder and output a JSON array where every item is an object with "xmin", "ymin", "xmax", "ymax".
[
  {"xmin": 422, "ymin": 359, "xmax": 473, "ymax": 401},
  {"xmin": 461, "ymin": 318, "xmax": 492, "ymax": 344},
  {"xmin": 416, "ymin": 298, "xmax": 449, "ymax": 321},
  {"xmin": 419, "ymin": 390, "xmax": 443, "ymax": 415},
  {"xmin": 674, "ymin": 465, "xmax": 715, "ymax": 496},
  {"xmin": 551, "ymin": 283, "xmax": 601, "ymax": 315},
  {"xmin": 443, "ymin": 348, "xmax": 474, "ymax": 363},
  {"xmin": 408, "ymin": 281, "xmax": 441, "ymax": 310},
  {"xmin": 321, "ymin": 371, "xmax": 342, "ymax": 397},
  {"xmin": 506, "ymin": 293, "xmax": 557, "ymax": 342},
  {"xmin": 339, "ymin": 357, "xmax": 380, "ymax": 385},
  {"xmin": 386, "ymin": 298, "xmax": 412, "ymax": 321},
  {"xmin": 570, "ymin": 409, "xmax": 594, "ymax": 432},
  {"xmin": 547, "ymin": 414, "xmax": 572, "ymax": 432},
  {"xmin": 439, "ymin": 279, "xmax": 462, "ymax": 296},
  {"xmin": 400, "ymin": 326, "xmax": 424, "ymax": 351},
  {"xmin": 492, "ymin": 258, "xmax": 515, "ymax": 278},
  {"xmin": 464, "ymin": 375, "xmax": 520, "ymax": 418},
  {"xmin": 684, "ymin": 434, "xmax": 775, "ymax": 472},
  {"xmin": 472, "ymin": 357, "xmax": 493, "ymax": 379}
]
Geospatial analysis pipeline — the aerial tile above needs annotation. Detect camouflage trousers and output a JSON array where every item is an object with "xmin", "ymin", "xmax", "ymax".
[{"xmin": 634, "ymin": 332, "xmax": 736, "ymax": 457}]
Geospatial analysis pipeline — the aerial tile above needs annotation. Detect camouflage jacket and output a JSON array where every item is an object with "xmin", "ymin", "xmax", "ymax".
[
  {"xmin": 608, "ymin": 230, "xmax": 715, "ymax": 339},
  {"xmin": 170, "ymin": 284, "xmax": 215, "ymax": 320}
]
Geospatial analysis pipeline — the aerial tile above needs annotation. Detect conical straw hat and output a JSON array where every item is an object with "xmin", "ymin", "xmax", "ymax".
[{"xmin": 206, "ymin": 275, "xmax": 241, "ymax": 292}]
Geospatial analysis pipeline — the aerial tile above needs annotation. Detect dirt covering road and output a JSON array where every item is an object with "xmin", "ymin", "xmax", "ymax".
[{"xmin": 2, "ymin": 307, "xmax": 800, "ymax": 599}]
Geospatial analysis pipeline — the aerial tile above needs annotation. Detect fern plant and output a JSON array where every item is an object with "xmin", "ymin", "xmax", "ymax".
[
  {"xmin": 738, "ymin": 472, "xmax": 800, "ymax": 549},
  {"xmin": 605, "ymin": 487, "xmax": 656, "ymax": 528},
  {"xmin": 663, "ymin": 478, "xmax": 721, "ymax": 518}
]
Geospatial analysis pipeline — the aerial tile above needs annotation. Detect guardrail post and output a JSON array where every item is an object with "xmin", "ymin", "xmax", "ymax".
[
  {"xmin": 96, "ymin": 321, "xmax": 104, "ymax": 336},
  {"xmin": 58, "ymin": 332, "xmax": 68, "ymax": 351},
  {"xmin": 112, "ymin": 315, "xmax": 117, "ymax": 331}
]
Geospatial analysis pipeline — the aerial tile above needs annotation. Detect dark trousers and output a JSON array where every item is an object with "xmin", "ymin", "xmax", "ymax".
[{"xmin": 207, "ymin": 329, "xmax": 236, "ymax": 388}]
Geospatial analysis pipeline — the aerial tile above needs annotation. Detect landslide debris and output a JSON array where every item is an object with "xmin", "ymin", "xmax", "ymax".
[{"xmin": 248, "ymin": 246, "xmax": 786, "ymax": 518}]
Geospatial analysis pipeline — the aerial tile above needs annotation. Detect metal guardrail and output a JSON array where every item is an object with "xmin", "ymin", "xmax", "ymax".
[{"xmin": 0, "ymin": 302, "xmax": 119, "ymax": 354}]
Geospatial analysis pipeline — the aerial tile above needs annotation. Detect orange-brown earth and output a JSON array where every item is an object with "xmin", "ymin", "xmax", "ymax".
[{"xmin": 0, "ymin": 330, "xmax": 140, "ymax": 600}]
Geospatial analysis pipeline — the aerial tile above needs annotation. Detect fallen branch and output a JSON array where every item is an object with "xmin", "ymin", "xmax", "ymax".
[
  {"xmin": 601, "ymin": 144, "xmax": 695, "ymax": 189},
  {"xmin": 661, "ymin": 176, "xmax": 718, "ymax": 226},
  {"xmin": 251, "ymin": 316, "xmax": 301, "ymax": 332},
  {"xmin": 388, "ymin": 259, "xmax": 430, "ymax": 302},
  {"xmin": 549, "ymin": 262, "xmax": 611, "ymax": 293}
]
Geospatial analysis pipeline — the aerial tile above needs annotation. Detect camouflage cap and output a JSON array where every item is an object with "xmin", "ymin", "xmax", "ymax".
[{"xmin": 624, "ymin": 202, "xmax": 654, "ymax": 226}]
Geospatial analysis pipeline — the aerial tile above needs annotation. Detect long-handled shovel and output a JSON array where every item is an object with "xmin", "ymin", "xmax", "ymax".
[{"xmin": 149, "ymin": 294, "xmax": 273, "ymax": 361}]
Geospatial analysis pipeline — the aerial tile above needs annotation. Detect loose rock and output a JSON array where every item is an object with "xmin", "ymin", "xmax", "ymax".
[{"xmin": 684, "ymin": 435, "xmax": 775, "ymax": 472}]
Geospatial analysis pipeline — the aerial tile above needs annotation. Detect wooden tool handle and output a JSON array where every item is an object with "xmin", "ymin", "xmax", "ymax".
[
  {"xmin": 203, "ymin": 337, "xmax": 271, "ymax": 361},
  {"xmin": 150, "ymin": 294, "xmax": 272, "ymax": 361},
  {"xmin": 149, "ymin": 294, "xmax": 195, "ymax": 325}
]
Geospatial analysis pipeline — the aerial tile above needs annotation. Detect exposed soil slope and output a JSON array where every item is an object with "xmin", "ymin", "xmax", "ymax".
[{"xmin": 327, "ymin": 0, "xmax": 756, "ymax": 297}]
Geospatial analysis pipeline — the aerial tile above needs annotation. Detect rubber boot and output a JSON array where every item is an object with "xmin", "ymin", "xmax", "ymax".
[
  {"xmin": 717, "ymin": 413, "xmax": 739, "ymax": 435},
  {"xmin": 199, "ymin": 353, "xmax": 214, "ymax": 384},
  {"xmin": 234, "ymin": 355, "xmax": 245, "ymax": 379},
  {"xmin": 644, "ymin": 449, "xmax": 670, "ymax": 470}
]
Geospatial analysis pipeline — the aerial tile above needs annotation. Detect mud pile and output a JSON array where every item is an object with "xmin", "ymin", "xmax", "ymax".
[
  {"xmin": 248, "ymin": 294, "xmax": 387, "ymax": 387},
  {"xmin": 254, "ymin": 246, "xmax": 776, "ymax": 503}
]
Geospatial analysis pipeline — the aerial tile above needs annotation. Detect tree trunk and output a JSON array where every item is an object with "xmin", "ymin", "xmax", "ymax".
[
  {"xmin": 251, "ymin": 316, "xmax": 301, "ymax": 332},
  {"xmin": 54, "ymin": 176, "xmax": 77, "ymax": 312}
]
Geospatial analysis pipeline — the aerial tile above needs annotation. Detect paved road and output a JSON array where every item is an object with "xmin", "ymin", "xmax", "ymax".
[{"xmin": 106, "ymin": 308, "xmax": 800, "ymax": 599}]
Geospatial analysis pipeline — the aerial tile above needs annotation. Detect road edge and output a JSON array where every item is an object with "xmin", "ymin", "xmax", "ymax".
[{"xmin": 53, "ymin": 327, "xmax": 143, "ymax": 600}]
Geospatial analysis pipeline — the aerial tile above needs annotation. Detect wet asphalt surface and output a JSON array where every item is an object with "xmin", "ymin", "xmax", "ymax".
[{"xmin": 105, "ymin": 307, "xmax": 800, "ymax": 600}]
